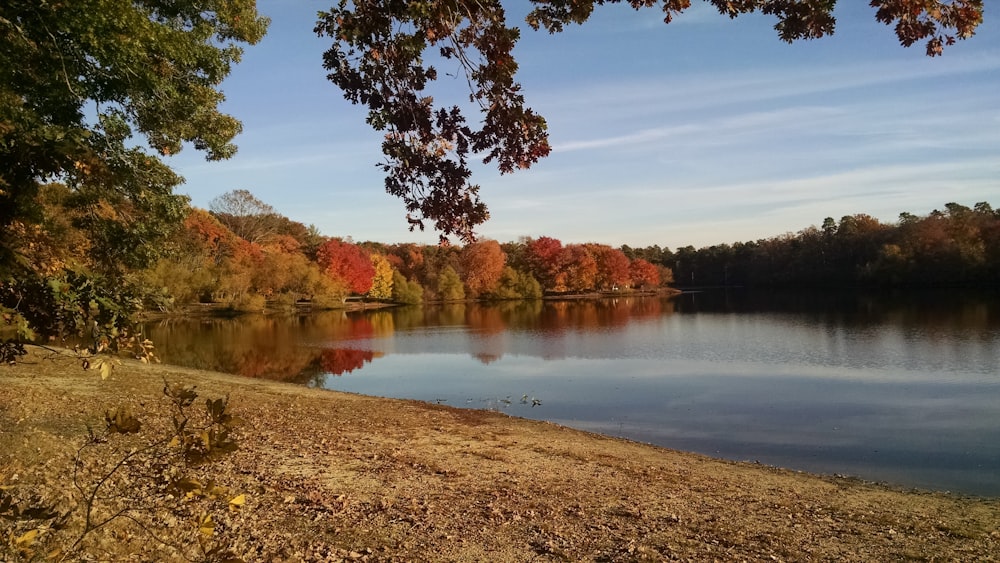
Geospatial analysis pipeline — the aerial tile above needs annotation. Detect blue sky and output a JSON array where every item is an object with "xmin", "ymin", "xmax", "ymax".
[{"xmin": 168, "ymin": 0, "xmax": 999, "ymax": 250}]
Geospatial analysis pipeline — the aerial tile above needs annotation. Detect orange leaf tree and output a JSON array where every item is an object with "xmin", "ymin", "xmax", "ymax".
[
  {"xmin": 588, "ymin": 244, "xmax": 633, "ymax": 291},
  {"xmin": 561, "ymin": 245, "xmax": 598, "ymax": 293},
  {"xmin": 460, "ymin": 240, "xmax": 507, "ymax": 298},
  {"xmin": 630, "ymin": 258, "xmax": 661, "ymax": 289}
]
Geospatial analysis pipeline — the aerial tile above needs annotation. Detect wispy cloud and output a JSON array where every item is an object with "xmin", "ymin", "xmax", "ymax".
[
  {"xmin": 532, "ymin": 52, "xmax": 1000, "ymax": 125},
  {"xmin": 480, "ymin": 155, "xmax": 999, "ymax": 247},
  {"xmin": 630, "ymin": 157, "xmax": 999, "ymax": 204},
  {"xmin": 553, "ymin": 105, "xmax": 843, "ymax": 152},
  {"xmin": 173, "ymin": 143, "xmax": 378, "ymax": 174}
]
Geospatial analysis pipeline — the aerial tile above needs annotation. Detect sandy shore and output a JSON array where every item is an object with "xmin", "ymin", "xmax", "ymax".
[{"xmin": 2, "ymin": 346, "xmax": 998, "ymax": 561}]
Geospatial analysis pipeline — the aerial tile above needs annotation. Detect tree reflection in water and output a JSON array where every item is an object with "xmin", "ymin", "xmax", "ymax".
[
  {"xmin": 321, "ymin": 348, "xmax": 378, "ymax": 375},
  {"xmin": 146, "ymin": 311, "xmax": 387, "ymax": 385},
  {"xmin": 145, "ymin": 297, "xmax": 672, "ymax": 381}
]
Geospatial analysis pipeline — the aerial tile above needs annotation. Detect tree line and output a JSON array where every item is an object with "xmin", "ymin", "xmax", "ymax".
[
  {"xmin": 625, "ymin": 202, "xmax": 1000, "ymax": 289},
  {"xmin": 4, "ymin": 176, "xmax": 995, "ymax": 354},
  {"xmin": 144, "ymin": 189, "xmax": 671, "ymax": 312}
]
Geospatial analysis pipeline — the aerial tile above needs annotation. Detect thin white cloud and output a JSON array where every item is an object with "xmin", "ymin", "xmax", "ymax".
[
  {"xmin": 553, "ymin": 105, "xmax": 843, "ymax": 152},
  {"xmin": 172, "ymin": 143, "xmax": 378, "ymax": 174},
  {"xmin": 532, "ymin": 51, "xmax": 1000, "ymax": 124},
  {"xmin": 479, "ymin": 155, "xmax": 999, "ymax": 248},
  {"xmin": 609, "ymin": 157, "xmax": 1000, "ymax": 209}
]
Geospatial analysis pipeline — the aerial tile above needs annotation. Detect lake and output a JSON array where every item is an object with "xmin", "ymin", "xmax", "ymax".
[{"xmin": 144, "ymin": 289, "xmax": 1000, "ymax": 497}]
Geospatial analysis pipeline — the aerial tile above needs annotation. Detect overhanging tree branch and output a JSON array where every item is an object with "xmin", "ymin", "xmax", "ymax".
[{"xmin": 316, "ymin": 0, "xmax": 983, "ymax": 242}]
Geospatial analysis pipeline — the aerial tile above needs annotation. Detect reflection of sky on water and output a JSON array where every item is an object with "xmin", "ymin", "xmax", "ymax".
[
  {"xmin": 147, "ymin": 292, "xmax": 1000, "ymax": 497},
  {"xmin": 331, "ymin": 312, "xmax": 1000, "ymax": 380},
  {"xmin": 320, "ymin": 318, "xmax": 1000, "ymax": 497}
]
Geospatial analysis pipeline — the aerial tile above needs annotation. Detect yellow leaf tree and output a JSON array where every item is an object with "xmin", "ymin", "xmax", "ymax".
[{"xmin": 367, "ymin": 254, "xmax": 394, "ymax": 301}]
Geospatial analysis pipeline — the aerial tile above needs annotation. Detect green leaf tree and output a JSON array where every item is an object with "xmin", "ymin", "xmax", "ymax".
[
  {"xmin": 391, "ymin": 270, "xmax": 424, "ymax": 305},
  {"xmin": 1, "ymin": 0, "xmax": 269, "ymax": 340},
  {"xmin": 491, "ymin": 266, "xmax": 542, "ymax": 300},
  {"xmin": 437, "ymin": 265, "xmax": 466, "ymax": 301}
]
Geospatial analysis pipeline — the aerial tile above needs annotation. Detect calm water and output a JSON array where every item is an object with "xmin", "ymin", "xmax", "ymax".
[{"xmin": 145, "ymin": 290, "xmax": 1000, "ymax": 496}]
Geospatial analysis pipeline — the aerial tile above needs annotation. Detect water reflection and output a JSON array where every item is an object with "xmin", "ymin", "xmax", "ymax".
[
  {"xmin": 144, "ymin": 290, "xmax": 1000, "ymax": 496},
  {"xmin": 148, "ymin": 312, "xmax": 390, "ymax": 385},
  {"xmin": 143, "ymin": 291, "xmax": 1000, "ymax": 389}
]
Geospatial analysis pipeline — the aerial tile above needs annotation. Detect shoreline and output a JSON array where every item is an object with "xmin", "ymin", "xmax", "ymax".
[
  {"xmin": 138, "ymin": 288, "xmax": 684, "ymax": 321},
  {"xmin": 2, "ymin": 347, "xmax": 998, "ymax": 561}
]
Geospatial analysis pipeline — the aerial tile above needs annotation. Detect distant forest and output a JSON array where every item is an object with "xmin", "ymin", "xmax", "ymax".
[
  {"xmin": 153, "ymin": 195, "xmax": 998, "ymax": 313},
  {"xmin": 622, "ymin": 201, "xmax": 999, "ymax": 289}
]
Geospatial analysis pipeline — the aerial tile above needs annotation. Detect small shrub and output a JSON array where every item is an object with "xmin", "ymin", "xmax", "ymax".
[
  {"xmin": 1, "ymin": 373, "xmax": 246, "ymax": 562},
  {"xmin": 222, "ymin": 293, "xmax": 266, "ymax": 313},
  {"xmin": 0, "ymin": 340, "xmax": 27, "ymax": 364}
]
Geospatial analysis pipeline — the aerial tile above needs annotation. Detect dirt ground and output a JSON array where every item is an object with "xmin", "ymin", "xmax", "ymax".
[{"xmin": 1, "ymin": 346, "xmax": 998, "ymax": 562}]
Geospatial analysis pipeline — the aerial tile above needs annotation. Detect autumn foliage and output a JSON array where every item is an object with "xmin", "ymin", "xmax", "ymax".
[
  {"xmin": 23, "ymin": 190, "xmax": 996, "ymax": 340},
  {"xmin": 630, "ymin": 258, "xmax": 661, "ymax": 289},
  {"xmin": 130, "ymin": 189, "xmax": 675, "ymax": 316},
  {"xmin": 525, "ymin": 236, "xmax": 565, "ymax": 292},
  {"xmin": 317, "ymin": 239, "xmax": 376, "ymax": 296},
  {"xmin": 519, "ymin": 238, "xmax": 659, "ymax": 293},
  {"xmin": 590, "ymin": 245, "xmax": 632, "ymax": 291},
  {"xmin": 460, "ymin": 240, "xmax": 507, "ymax": 298}
]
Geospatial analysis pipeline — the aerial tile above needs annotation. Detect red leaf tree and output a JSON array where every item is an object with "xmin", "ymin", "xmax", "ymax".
[
  {"xmin": 630, "ymin": 258, "xmax": 661, "ymax": 289},
  {"xmin": 316, "ymin": 239, "xmax": 375, "ymax": 295},
  {"xmin": 588, "ymin": 244, "xmax": 632, "ymax": 291},
  {"xmin": 524, "ymin": 236, "xmax": 564, "ymax": 292}
]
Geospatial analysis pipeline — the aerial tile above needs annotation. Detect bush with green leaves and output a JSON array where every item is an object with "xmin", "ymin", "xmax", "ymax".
[{"xmin": 391, "ymin": 271, "xmax": 424, "ymax": 305}]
